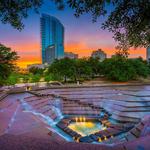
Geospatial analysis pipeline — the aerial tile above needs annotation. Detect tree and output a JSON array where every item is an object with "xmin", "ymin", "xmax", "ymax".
[
  {"xmin": 128, "ymin": 58, "xmax": 150, "ymax": 78},
  {"xmin": 64, "ymin": 0, "xmax": 150, "ymax": 50},
  {"xmin": 0, "ymin": 0, "xmax": 64, "ymax": 30},
  {"xmin": 88, "ymin": 57, "xmax": 101, "ymax": 77},
  {"xmin": 1, "ymin": 1, "xmax": 149, "ymax": 50},
  {"xmin": 74, "ymin": 58, "xmax": 92, "ymax": 80},
  {"xmin": 0, "ymin": 0, "xmax": 42, "ymax": 30},
  {"xmin": 30, "ymin": 74, "xmax": 41, "ymax": 83},
  {"xmin": 48, "ymin": 58, "xmax": 93, "ymax": 82},
  {"xmin": 65, "ymin": 0, "xmax": 150, "ymax": 50},
  {"xmin": 102, "ymin": 0, "xmax": 150, "ymax": 50},
  {"xmin": 0, "ymin": 43, "xmax": 19, "ymax": 85},
  {"xmin": 101, "ymin": 55, "xmax": 150, "ymax": 81},
  {"xmin": 29, "ymin": 66, "xmax": 44, "ymax": 75},
  {"xmin": 48, "ymin": 58, "xmax": 75, "ymax": 82},
  {"xmin": 102, "ymin": 56, "xmax": 135, "ymax": 81},
  {"xmin": 6, "ymin": 73, "xmax": 20, "ymax": 85},
  {"xmin": 44, "ymin": 74, "xmax": 54, "ymax": 82}
]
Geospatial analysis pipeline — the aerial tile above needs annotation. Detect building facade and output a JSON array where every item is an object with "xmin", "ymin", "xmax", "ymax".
[
  {"xmin": 40, "ymin": 14, "xmax": 64, "ymax": 64},
  {"xmin": 64, "ymin": 52, "xmax": 78, "ymax": 59},
  {"xmin": 45, "ymin": 45, "xmax": 55, "ymax": 64},
  {"xmin": 91, "ymin": 49, "xmax": 107, "ymax": 61},
  {"xmin": 147, "ymin": 47, "xmax": 150, "ymax": 63},
  {"xmin": 27, "ymin": 64, "xmax": 46, "ymax": 70}
]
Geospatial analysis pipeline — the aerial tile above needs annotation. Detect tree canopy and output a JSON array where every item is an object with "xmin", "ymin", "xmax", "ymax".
[
  {"xmin": 0, "ymin": 0, "xmax": 150, "ymax": 50},
  {"xmin": 0, "ymin": 43, "xmax": 19, "ymax": 85},
  {"xmin": 28, "ymin": 66, "xmax": 44, "ymax": 75},
  {"xmin": 0, "ymin": 55, "xmax": 150, "ymax": 85},
  {"xmin": 47, "ymin": 58, "xmax": 96, "ymax": 82},
  {"xmin": 48, "ymin": 58, "xmax": 76, "ymax": 82},
  {"xmin": 103, "ymin": 0, "xmax": 150, "ymax": 50},
  {"xmin": 0, "ymin": 0, "xmax": 42, "ymax": 30},
  {"xmin": 101, "ymin": 56, "xmax": 150, "ymax": 81}
]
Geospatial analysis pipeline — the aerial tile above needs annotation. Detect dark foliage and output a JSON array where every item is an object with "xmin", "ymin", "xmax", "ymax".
[
  {"xmin": 0, "ymin": 43, "xmax": 19, "ymax": 85},
  {"xmin": 101, "ymin": 56, "xmax": 150, "ymax": 81}
]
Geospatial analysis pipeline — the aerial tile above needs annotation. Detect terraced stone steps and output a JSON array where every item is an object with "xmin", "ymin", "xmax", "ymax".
[
  {"xmin": 33, "ymin": 87, "xmax": 150, "ymax": 123},
  {"xmin": 30, "ymin": 91, "xmax": 106, "ymax": 117},
  {"xmin": 23, "ymin": 96, "xmax": 59, "ymax": 120},
  {"xmin": 27, "ymin": 86, "xmax": 150, "ymax": 143}
]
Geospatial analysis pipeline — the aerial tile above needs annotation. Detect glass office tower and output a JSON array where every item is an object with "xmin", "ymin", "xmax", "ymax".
[
  {"xmin": 147, "ymin": 47, "xmax": 150, "ymax": 63},
  {"xmin": 40, "ymin": 14, "xmax": 64, "ymax": 64}
]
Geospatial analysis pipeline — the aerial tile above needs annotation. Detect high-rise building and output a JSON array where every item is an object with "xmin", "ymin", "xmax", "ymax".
[
  {"xmin": 45, "ymin": 45, "xmax": 55, "ymax": 64},
  {"xmin": 91, "ymin": 49, "xmax": 107, "ymax": 61},
  {"xmin": 64, "ymin": 52, "xmax": 78, "ymax": 59},
  {"xmin": 40, "ymin": 14, "xmax": 64, "ymax": 64},
  {"xmin": 147, "ymin": 47, "xmax": 150, "ymax": 63}
]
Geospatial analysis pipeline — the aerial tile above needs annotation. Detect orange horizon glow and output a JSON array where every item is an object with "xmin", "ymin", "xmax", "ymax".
[
  {"xmin": 15, "ymin": 42, "xmax": 146, "ymax": 68},
  {"xmin": 6, "ymin": 35, "xmax": 146, "ymax": 68}
]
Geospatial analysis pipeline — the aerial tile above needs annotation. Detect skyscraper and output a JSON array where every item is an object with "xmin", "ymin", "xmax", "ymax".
[
  {"xmin": 40, "ymin": 14, "xmax": 64, "ymax": 64},
  {"xmin": 147, "ymin": 46, "xmax": 150, "ymax": 63}
]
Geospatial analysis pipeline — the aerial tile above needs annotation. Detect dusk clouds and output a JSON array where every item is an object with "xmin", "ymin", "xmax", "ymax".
[{"xmin": 0, "ymin": 2, "xmax": 146, "ymax": 68}]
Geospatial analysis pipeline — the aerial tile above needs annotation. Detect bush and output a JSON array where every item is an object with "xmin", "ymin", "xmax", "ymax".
[
  {"xmin": 44, "ymin": 74, "xmax": 58, "ymax": 82},
  {"xmin": 21, "ymin": 74, "xmax": 41, "ymax": 83},
  {"xmin": 0, "ymin": 76, "xmax": 6, "ymax": 86},
  {"xmin": 31, "ymin": 74, "xmax": 41, "ymax": 82},
  {"xmin": 6, "ymin": 73, "xmax": 19, "ymax": 85}
]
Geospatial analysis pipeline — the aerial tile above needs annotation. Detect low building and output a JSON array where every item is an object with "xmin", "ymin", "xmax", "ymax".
[
  {"xmin": 147, "ymin": 47, "xmax": 150, "ymax": 63},
  {"xmin": 27, "ymin": 64, "xmax": 46, "ymax": 70},
  {"xmin": 64, "ymin": 52, "xmax": 78, "ymax": 59},
  {"xmin": 91, "ymin": 49, "xmax": 107, "ymax": 61}
]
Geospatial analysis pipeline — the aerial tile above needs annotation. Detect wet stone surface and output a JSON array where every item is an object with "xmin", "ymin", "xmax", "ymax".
[{"xmin": 0, "ymin": 85, "xmax": 150, "ymax": 149}]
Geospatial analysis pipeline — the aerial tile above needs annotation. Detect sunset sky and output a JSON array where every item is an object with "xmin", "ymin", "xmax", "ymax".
[{"xmin": 0, "ymin": 1, "xmax": 146, "ymax": 68}]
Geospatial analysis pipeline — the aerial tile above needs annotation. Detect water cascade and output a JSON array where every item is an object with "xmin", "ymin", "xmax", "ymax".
[
  {"xmin": 51, "ymin": 98, "xmax": 63, "ymax": 120},
  {"xmin": 19, "ymin": 98, "xmax": 72, "ymax": 141}
]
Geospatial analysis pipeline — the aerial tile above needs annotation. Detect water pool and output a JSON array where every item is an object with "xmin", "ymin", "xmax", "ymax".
[{"xmin": 68, "ymin": 121, "xmax": 102, "ymax": 136}]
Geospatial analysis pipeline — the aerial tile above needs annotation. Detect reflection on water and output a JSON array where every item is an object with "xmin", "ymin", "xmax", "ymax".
[{"xmin": 68, "ymin": 122, "xmax": 102, "ymax": 136}]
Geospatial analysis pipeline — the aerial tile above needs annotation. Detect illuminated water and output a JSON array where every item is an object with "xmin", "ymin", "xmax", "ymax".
[
  {"xmin": 19, "ymin": 97, "xmax": 105, "ymax": 141},
  {"xmin": 68, "ymin": 121, "xmax": 102, "ymax": 136}
]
